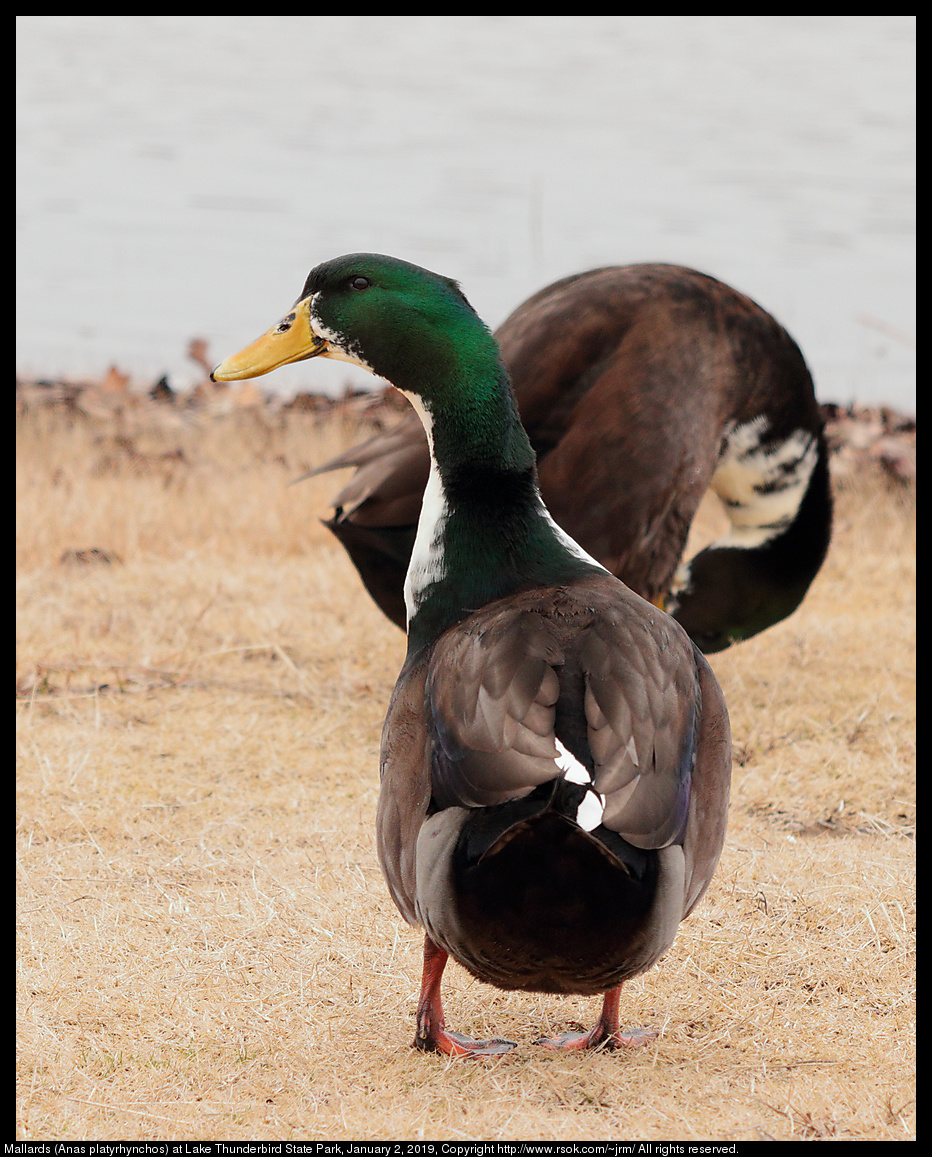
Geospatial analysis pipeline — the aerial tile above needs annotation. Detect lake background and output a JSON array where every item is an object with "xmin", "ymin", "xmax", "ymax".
[{"xmin": 16, "ymin": 16, "xmax": 915, "ymax": 412}]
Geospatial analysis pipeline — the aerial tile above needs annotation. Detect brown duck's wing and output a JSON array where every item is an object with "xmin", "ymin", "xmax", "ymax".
[
  {"xmin": 531, "ymin": 340, "xmax": 722, "ymax": 601},
  {"xmin": 426, "ymin": 610, "xmax": 565, "ymax": 809},
  {"xmin": 425, "ymin": 577, "xmax": 703, "ymax": 852},
  {"xmin": 681, "ymin": 649, "xmax": 732, "ymax": 916},
  {"xmin": 377, "ymin": 656, "xmax": 433, "ymax": 924},
  {"xmin": 577, "ymin": 601, "xmax": 700, "ymax": 849},
  {"xmin": 499, "ymin": 264, "xmax": 828, "ymax": 608}
]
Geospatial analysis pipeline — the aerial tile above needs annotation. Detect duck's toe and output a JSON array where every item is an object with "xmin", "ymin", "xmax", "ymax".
[
  {"xmin": 534, "ymin": 986, "xmax": 658, "ymax": 1051},
  {"xmin": 415, "ymin": 1026, "xmax": 517, "ymax": 1057},
  {"xmin": 535, "ymin": 1024, "xmax": 657, "ymax": 1051}
]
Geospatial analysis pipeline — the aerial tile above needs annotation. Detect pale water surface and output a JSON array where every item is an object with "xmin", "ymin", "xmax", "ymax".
[{"xmin": 16, "ymin": 16, "xmax": 915, "ymax": 410}]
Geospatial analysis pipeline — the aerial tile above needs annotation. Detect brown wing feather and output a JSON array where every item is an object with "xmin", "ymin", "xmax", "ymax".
[
  {"xmin": 376, "ymin": 657, "xmax": 433, "ymax": 923},
  {"xmin": 427, "ymin": 614, "xmax": 564, "ymax": 808},
  {"xmin": 681, "ymin": 650, "xmax": 732, "ymax": 915},
  {"xmin": 580, "ymin": 607, "xmax": 699, "ymax": 847},
  {"xmin": 424, "ymin": 577, "xmax": 700, "ymax": 850}
]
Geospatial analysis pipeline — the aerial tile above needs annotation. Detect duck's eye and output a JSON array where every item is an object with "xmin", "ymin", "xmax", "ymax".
[{"xmin": 349, "ymin": 276, "xmax": 371, "ymax": 291}]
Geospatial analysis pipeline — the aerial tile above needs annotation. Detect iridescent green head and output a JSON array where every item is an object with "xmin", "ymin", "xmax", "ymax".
[{"xmin": 212, "ymin": 252, "xmax": 502, "ymax": 403}]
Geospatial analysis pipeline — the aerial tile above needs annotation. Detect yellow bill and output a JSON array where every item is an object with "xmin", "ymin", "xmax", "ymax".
[{"xmin": 210, "ymin": 297, "xmax": 328, "ymax": 381}]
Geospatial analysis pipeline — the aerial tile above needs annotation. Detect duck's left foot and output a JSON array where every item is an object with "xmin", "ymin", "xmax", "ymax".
[
  {"xmin": 535, "ymin": 1024, "xmax": 657, "ymax": 1051},
  {"xmin": 414, "ymin": 934, "xmax": 517, "ymax": 1058},
  {"xmin": 534, "ymin": 984, "xmax": 657, "ymax": 1051},
  {"xmin": 416, "ymin": 1026, "xmax": 517, "ymax": 1057}
]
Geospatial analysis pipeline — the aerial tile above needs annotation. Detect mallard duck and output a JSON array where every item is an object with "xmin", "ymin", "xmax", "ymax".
[
  {"xmin": 304, "ymin": 263, "xmax": 832, "ymax": 653},
  {"xmin": 212, "ymin": 254, "xmax": 732, "ymax": 1055}
]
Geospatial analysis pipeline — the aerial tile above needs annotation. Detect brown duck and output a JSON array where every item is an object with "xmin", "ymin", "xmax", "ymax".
[
  {"xmin": 307, "ymin": 263, "xmax": 832, "ymax": 653},
  {"xmin": 211, "ymin": 254, "xmax": 733, "ymax": 1055}
]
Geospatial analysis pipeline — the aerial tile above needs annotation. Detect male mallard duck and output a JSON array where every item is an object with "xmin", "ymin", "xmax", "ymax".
[
  {"xmin": 305, "ymin": 264, "xmax": 832, "ymax": 653},
  {"xmin": 212, "ymin": 254, "xmax": 732, "ymax": 1055}
]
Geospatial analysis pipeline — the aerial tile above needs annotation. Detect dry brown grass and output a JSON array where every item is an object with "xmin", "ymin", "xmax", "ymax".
[{"xmin": 16, "ymin": 401, "xmax": 915, "ymax": 1142}]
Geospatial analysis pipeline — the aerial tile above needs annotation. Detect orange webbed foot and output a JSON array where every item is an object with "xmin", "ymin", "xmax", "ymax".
[
  {"xmin": 534, "ymin": 985, "xmax": 657, "ymax": 1052},
  {"xmin": 535, "ymin": 1024, "xmax": 657, "ymax": 1051},
  {"xmin": 414, "ymin": 935, "xmax": 517, "ymax": 1058},
  {"xmin": 415, "ymin": 1025, "xmax": 517, "ymax": 1057}
]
